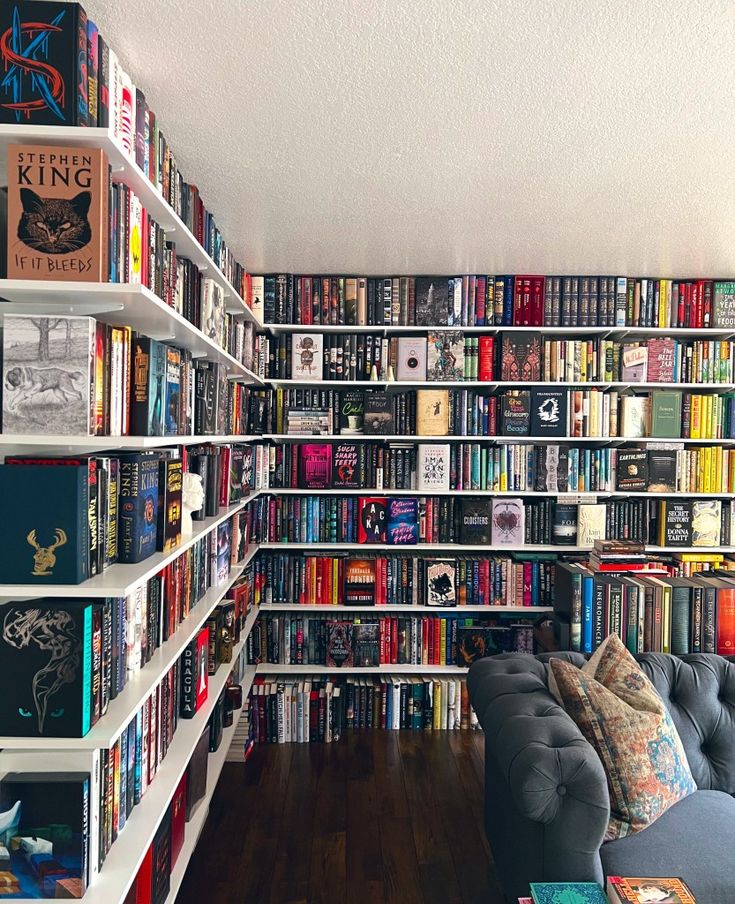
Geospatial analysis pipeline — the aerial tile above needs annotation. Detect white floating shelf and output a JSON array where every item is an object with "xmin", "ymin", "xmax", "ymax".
[
  {"xmin": 255, "ymin": 664, "xmax": 469, "ymax": 675},
  {"xmin": 0, "ymin": 574, "xmax": 259, "ymax": 750},
  {"xmin": 0, "ymin": 126, "xmax": 259, "ymax": 325},
  {"xmin": 0, "ymin": 433, "xmax": 260, "ymax": 454},
  {"xmin": 265, "ymin": 323, "xmax": 735, "ymax": 337},
  {"xmin": 259, "ymin": 542, "xmax": 735, "ymax": 553},
  {"xmin": 267, "ymin": 378, "xmax": 735, "ymax": 390},
  {"xmin": 265, "ymin": 488, "xmax": 734, "ymax": 498},
  {"xmin": 262, "ymin": 434, "xmax": 734, "ymax": 445},
  {"xmin": 0, "ymin": 280, "xmax": 263, "ymax": 383},
  {"xmin": 258, "ymin": 603, "xmax": 552, "ymax": 613},
  {"xmin": 0, "ymin": 498, "xmax": 260, "ymax": 598},
  {"xmin": 79, "ymin": 654, "xmax": 256, "ymax": 904}
]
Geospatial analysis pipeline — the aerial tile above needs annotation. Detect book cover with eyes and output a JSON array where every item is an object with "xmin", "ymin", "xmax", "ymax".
[
  {"xmin": 7, "ymin": 144, "xmax": 109, "ymax": 281},
  {"xmin": 0, "ymin": 599, "xmax": 94, "ymax": 737}
]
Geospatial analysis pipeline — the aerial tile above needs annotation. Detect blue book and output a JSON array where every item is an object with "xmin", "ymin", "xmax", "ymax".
[
  {"xmin": 582, "ymin": 574, "xmax": 594, "ymax": 653},
  {"xmin": 530, "ymin": 882, "xmax": 608, "ymax": 904},
  {"xmin": 387, "ymin": 498, "xmax": 419, "ymax": 545},
  {"xmin": 118, "ymin": 454, "xmax": 159, "ymax": 564}
]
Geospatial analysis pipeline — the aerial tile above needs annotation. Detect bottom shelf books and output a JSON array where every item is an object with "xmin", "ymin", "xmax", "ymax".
[
  {"xmin": 248, "ymin": 675, "xmax": 479, "ymax": 743},
  {"xmin": 247, "ymin": 615, "xmax": 535, "ymax": 668}
]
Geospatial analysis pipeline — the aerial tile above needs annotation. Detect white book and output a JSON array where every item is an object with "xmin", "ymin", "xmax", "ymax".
[
  {"xmin": 396, "ymin": 337, "xmax": 427, "ymax": 381},
  {"xmin": 446, "ymin": 679, "xmax": 456, "ymax": 730},
  {"xmin": 440, "ymin": 679, "xmax": 449, "ymax": 730},
  {"xmin": 291, "ymin": 333, "xmax": 323, "ymax": 380},
  {"xmin": 577, "ymin": 503, "xmax": 607, "ymax": 548},
  {"xmin": 251, "ymin": 276, "xmax": 265, "ymax": 324},
  {"xmin": 417, "ymin": 443, "xmax": 451, "ymax": 492}
]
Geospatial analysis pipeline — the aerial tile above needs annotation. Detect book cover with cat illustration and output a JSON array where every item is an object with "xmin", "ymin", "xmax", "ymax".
[
  {"xmin": 2, "ymin": 314, "xmax": 96, "ymax": 435},
  {"xmin": 7, "ymin": 144, "xmax": 109, "ymax": 281}
]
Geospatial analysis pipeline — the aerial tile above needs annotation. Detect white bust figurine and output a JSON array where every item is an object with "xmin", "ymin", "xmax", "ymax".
[{"xmin": 181, "ymin": 472, "xmax": 205, "ymax": 536}]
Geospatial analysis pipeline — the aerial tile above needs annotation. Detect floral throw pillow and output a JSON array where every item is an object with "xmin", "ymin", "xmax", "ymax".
[{"xmin": 549, "ymin": 634, "xmax": 696, "ymax": 841}]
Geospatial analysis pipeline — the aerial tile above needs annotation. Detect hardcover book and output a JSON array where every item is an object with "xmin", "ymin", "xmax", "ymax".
[
  {"xmin": 534, "ymin": 445, "xmax": 570, "ymax": 492},
  {"xmin": 363, "ymin": 391, "xmax": 394, "ymax": 434},
  {"xmin": 621, "ymin": 396, "xmax": 649, "ymax": 437},
  {"xmin": 180, "ymin": 628, "xmax": 208, "ymax": 718},
  {"xmin": 427, "ymin": 331, "xmax": 464, "ymax": 381},
  {"xmin": 216, "ymin": 521, "xmax": 231, "ymax": 583},
  {"xmin": 7, "ymin": 144, "xmax": 109, "ymax": 281},
  {"xmin": 621, "ymin": 344, "xmax": 648, "ymax": 381},
  {"xmin": 650, "ymin": 391, "xmax": 682, "ymax": 438},
  {"xmin": 713, "ymin": 281, "xmax": 735, "ymax": 328},
  {"xmin": 339, "ymin": 390, "xmax": 364, "ymax": 434},
  {"xmin": 552, "ymin": 503, "xmax": 578, "ymax": 545},
  {"xmin": 500, "ymin": 391, "xmax": 531, "ymax": 436},
  {"xmin": 692, "ymin": 500, "xmax": 721, "ymax": 546},
  {"xmin": 291, "ymin": 333, "xmax": 323, "ymax": 380},
  {"xmin": 156, "ymin": 458, "xmax": 182, "ymax": 553},
  {"xmin": 332, "ymin": 443, "xmax": 361, "ymax": 488},
  {"xmin": 193, "ymin": 361, "xmax": 219, "ymax": 436},
  {"xmin": 416, "ymin": 390, "xmax": 450, "ymax": 435},
  {"xmin": 344, "ymin": 559, "xmax": 376, "ymax": 605},
  {"xmin": 0, "ymin": 463, "xmax": 88, "ymax": 583},
  {"xmin": 417, "ymin": 443, "xmax": 451, "ymax": 492},
  {"xmin": 529, "ymin": 883, "xmax": 608, "ymax": 904},
  {"xmin": 415, "ymin": 277, "xmax": 449, "ymax": 326},
  {"xmin": 530, "ymin": 389, "xmax": 567, "ymax": 437},
  {"xmin": 616, "ymin": 450, "xmax": 648, "ymax": 491},
  {"xmin": 386, "ymin": 498, "xmax": 419, "ymax": 545},
  {"xmin": 456, "ymin": 626, "xmax": 512, "ymax": 665},
  {"xmin": 661, "ymin": 502, "xmax": 693, "ymax": 547},
  {"xmin": 118, "ymin": 453, "xmax": 159, "ymax": 564},
  {"xmin": 352, "ymin": 622, "xmax": 380, "ymax": 667},
  {"xmin": 164, "ymin": 346, "xmax": 181, "ymax": 436},
  {"xmin": 396, "ymin": 337, "xmax": 427, "ymax": 381},
  {"xmin": 201, "ymin": 279, "xmax": 225, "ymax": 349},
  {"xmin": 577, "ymin": 504, "xmax": 606, "ymax": 548},
  {"xmin": 298, "ymin": 444, "xmax": 333, "ymax": 489},
  {"xmin": 424, "ymin": 559, "xmax": 457, "ymax": 607},
  {"xmin": 357, "ymin": 497, "xmax": 387, "ymax": 543},
  {"xmin": 490, "ymin": 498, "xmax": 525, "ymax": 546},
  {"xmin": 646, "ymin": 338, "xmax": 676, "ymax": 382},
  {"xmin": 0, "ymin": 771, "xmax": 90, "ymax": 898},
  {"xmin": 2, "ymin": 314, "xmax": 96, "ymax": 435},
  {"xmin": 647, "ymin": 449, "xmax": 677, "ymax": 492},
  {"xmin": 185, "ymin": 730, "xmax": 209, "ymax": 820},
  {"xmin": 457, "ymin": 498, "xmax": 492, "ymax": 544},
  {"xmin": 150, "ymin": 803, "xmax": 172, "ymax": 904},
  {"xmin": 326, "ymin": 620, "xmax": 353, "ymax": 667},
  {"xmin": 0, "ymin": 599, "xmax": 94, "ymax": 737},
  {"xmin": 500, "ymin": 333, "xmax": 541, "ymax": 381},
  {"xmin": 606, "ymin": 876, "xmax": 696, "ymax": 904},
  {"xmin": 131, "ymin": 337, "xmax": 167, "ymax": 436}
]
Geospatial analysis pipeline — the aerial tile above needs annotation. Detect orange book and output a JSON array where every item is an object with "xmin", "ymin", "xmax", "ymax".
[{"xmin": 717, "ymin": 584, "xmax": 735, "ymax": 655}]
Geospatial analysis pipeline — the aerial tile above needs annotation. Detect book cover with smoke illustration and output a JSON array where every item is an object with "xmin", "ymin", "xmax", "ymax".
[{"xmin": 0, "ymin": 599, "xmax": 94, "ymax": 737}]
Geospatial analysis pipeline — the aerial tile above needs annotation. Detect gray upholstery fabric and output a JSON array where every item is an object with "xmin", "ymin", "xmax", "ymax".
[
  {"xmin": 468, "ymin": 652, "xmax": 735, "ymax": 903},
  {"xmin": 600, "ymin": 791, "xmax": 735, "ymax": 904}
]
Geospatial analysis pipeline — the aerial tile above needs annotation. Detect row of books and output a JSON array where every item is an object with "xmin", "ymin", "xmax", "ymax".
[
  {"xmin": 280, "ymin": 331, "xmax": 735, "ymax": 385},
  {"xmin": 0, "ymin": 442, "xmax": 258, "ymax": 582},
  {"xmin": 274, "ymin": 441, "xmax": 735, "ymax": 495},
  {"xmin": 253, "ymin": 273, "xmax": 735, "ymax": 329},
  {"xmin": 257, "ymin": 552, "xmax": 556, "ymax": 608},
  {"xmin": 0, "ymin": 314, "xmax": 259, "ymax": 438},
  {"xmin": 248, "ymin": 493, "xmax": 735, "ymax": 549},
  {"xmin": 554, "ymin": 563, "xmax": 735, "ymax": 656},
  {"xmin": 268, "ymin": 386, "xmax": 735, "ymax": 440},
  {"xmin": 247, "ymin": 676, "xmax": 480, "ymax": 743},
  {"xmin": 0, "ymin": 3, "xmax": 248, "ymax": 296},
  {"xmin": 248, "ymin": 615, "xmax": 534, "ymax": 668}
]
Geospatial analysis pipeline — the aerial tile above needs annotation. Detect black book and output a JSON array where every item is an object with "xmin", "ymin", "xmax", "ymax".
[
  {"xmin": 500, "ymin": 333, "xmax": 542, "ymax": 381},
  {"xmin": 332, "ymin": 443, "xmax": 362, "ymax": 488},
  {"xmin": 194, "ymin": 361, "xmax": 218, "ymax": 435},
  {"xmin": 500, "ymin": 391, "xmax": 531, "ymax": 436},
  {"xmin": 534, "ymin": 445, "xmax": 570, "ymax": 492},
  {"xmin": 0, "ymin": 598, "xmax": 95, "ymax": 738},
  {"xmin": 552, "ymin": 502, "xmax": 578, "ymax": 545},
  {"xmin": 530, "ymin": 388, "xmax": 568, "ymax": 437},
  {"xmin": 185, "ymin": 730, "xmax": 210, "ymax": 820},
  {"xmin": 0, "ymin": 2, "xmax": 90, "ymax": 126},
  {"xmin": 662, "ymin": 501, "xmax": 693, "ymax": 547},
  {"xmin": 415, "ymin": 277, "xmax": 449, "ymax": 326},
  {"xmin": 352, "ymin": 623, "xmax": 380, "ymax": 667},
  {"xmin": 616, "ymin": 450, "xmax": 648, "ymax": 491},
  {"xmin": 156, "ymin": 458, "xmax": 183, "ymax": 553},
  {"xmin": 647, "ymin": 449, "xmax": 677, "ymax": 492},
  {"xmin": 456, "ymin": 626, "xmax": 512, "ymax": 666},
  {"xmin": 338, "ymin": 390, "xmax": 364, "ymax": 434},
  {"xmin": 151, "ymin": 803, "xmax": 172, "ymax": 904},
  {"xmin": 363, "ymin": 391, "xmax": 394, "ymax": 434},
  {"xmin": 457, "ymin": 498, "xmax": 492, "ymax": 544}
]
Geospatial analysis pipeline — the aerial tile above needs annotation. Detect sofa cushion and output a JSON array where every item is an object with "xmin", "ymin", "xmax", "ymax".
[
  {"xmin": 550, "ymin": 634, "xmax": 696, "ymax": 840},
  {"xmin": 600, "ymin": 790, "xmax": 735, "ymax": 904}
]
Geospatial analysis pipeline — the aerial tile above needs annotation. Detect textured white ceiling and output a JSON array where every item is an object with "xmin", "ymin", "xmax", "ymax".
[{"xmin": 83, "ymin": 0, "xmax": 735, "ymax": 276}]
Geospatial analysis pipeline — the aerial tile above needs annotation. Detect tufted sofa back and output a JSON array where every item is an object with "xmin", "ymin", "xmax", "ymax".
[{"xmin": 530, "ymin": 651, "xmax": 735, "ymax": 794}]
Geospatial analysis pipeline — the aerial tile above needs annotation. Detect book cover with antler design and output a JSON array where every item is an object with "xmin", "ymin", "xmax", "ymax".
[
  {"xmin": 0, "ymin": 599, "xmax": 94, "ymax": 737},
  {"xmin": 0, "ymin": 463, "xmax": 89, "ymax": 583}
]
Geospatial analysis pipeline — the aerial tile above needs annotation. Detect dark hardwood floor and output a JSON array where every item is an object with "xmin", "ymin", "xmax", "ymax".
[{"xmin": 177, "ymin": 731, "xmax": 505, "ymax": 904}]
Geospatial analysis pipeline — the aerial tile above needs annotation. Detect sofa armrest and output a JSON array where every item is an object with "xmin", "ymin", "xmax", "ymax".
[{"xmin": 468, "ymin": 655, "xmax": 611, "ymax": 890}]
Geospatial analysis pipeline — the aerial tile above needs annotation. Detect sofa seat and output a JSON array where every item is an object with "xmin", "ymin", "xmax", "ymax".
[{"xmin": 600, "ymin": 790, "xmax": 735, "ymax": 904}]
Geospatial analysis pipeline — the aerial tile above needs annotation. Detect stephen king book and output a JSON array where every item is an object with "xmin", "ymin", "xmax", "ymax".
[
  {"xmin": 326, "ymin": 620, "xmax": 354, "ymax": 667},
  {"xmin": 500, "ymin": 333, "xmax": 541, "ymax": 381},
  {"xmin": 156, "ymin": 458, "xmax": 182, "ymax": 553},
  {"xmin": 299, "ymin": 444, "xmax": 333, "ymax": 488},
  {"xmin": 332, "ymin": 443, "xmax": 362, "ymax": 488},
  {"xmin": 357, "ymin": 497, "xmax": 387, "ymax": 543},
  {"xmin": 117, "ymin": 453, "xmax": 159, "ymax": 564},
  {"xmin": 2, "ymin": 314, "xmax": 96, "ymax": 435},
  {"xmin": 415, "ymin": 276, "xmax": 449, "ymax": 326},
  {"xmin": 7, "ymin": 144, "xmax": 109, "ymax": 281},
  {"xmin": 344, "ymin": 559, "xmax": 376, "ymax": 605},
  {"xmin": 490, "ymin": 498, "xmax": 525, "ymax": 546},
  {"xmin": 427, "ymin": 331, "xmax": 464, "ymax": 381},
  {"xmin": 0, "ymin": 599, "xmax": 94, "ymax": 737},
  {"xmin": 0, "ymin": 771, "xmax": 90, "ymax": 898},
  {"xmin": 424, "ymin": 559, "xmax": 457, "ymax": 607},
  {"xmin": 457, "ymin": 498, "xmax": 492, "ymax": 544},
  {"xmin": 131, "ymin": 337, "xmax": 166, "ymax": 436},
  {"xmin": 0, "ymin": 4, "xmax": 91, "ymax": 126},
  {"xmin": 363, "ymin": 391, "xmax": 394, "ymax": 434},
  {"xmin": 387, "ymin": 498, "xmax": 419, "ymax": 545},
  {"xmin": 0, "ymin": 463, "xmax": 89, "ymax": 583}
]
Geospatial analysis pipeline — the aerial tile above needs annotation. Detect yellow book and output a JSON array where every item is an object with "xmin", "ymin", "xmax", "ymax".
[
  {"xmin": 440, "ymin": 618, "xmax": 447, "ymax": 666},
  {"xmin": 662, "ymin": 583, "xmax": 671, "ymax": 653},
  {"xmin": 703, "ymin": 447, "xmax": 711, "ymax": 494},
  {"xmin": 690, "ymin": 395, "xmax": 701, "ymax": 439},
  {"xmin": 333, "ymin": 558, "xmax": 339, "ymax": 604},
  {"xmin": 658, "ymin": 501, "xmax": 667, "ymax": 546},
  {"xmin": 432, "ymin": 679, "xmax": 442, "ymax": 730},
  {"xmin": 658, "ymin": 279, "xmax": 668, "ymax": 327}
]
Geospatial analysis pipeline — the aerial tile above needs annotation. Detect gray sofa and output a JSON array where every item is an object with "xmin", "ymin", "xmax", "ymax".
[{"xmin": 467, "ymin": 652, "xmax": 735, "ymax": 904}]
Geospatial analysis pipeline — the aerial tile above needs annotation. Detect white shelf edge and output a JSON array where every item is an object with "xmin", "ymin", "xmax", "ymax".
[
  {"xmin": 266, "ymin": 379, "xmax": 735, "ymax": 389},
  {"xmin": 0, "ymin": 498, "xmax": 261, "ymax": 598},
  {"xmin": 255, "ymin": 664, "xmax": 469, "ymax": 675},
  {"xmin": 0, "ymin": 126, "xmax": 259, "ymax": 327},
  {"xmin": 264, "ymin": 323, "xmax": 735, "ymax": 337},
  {"xmin": 0, "ymin": 433, "xmax": 261, "ymax": 450},
  {"xmin": 264, "ymin": 488, "xmax": 734, "ymax": 498},
  {"xmin": 262, "ymin": 434, "xmax": 734, "ymax": 444},
  {"xmin": 258, "ymin": 603, "xmax": 553, "ymax": 613},
  {"xmin": 258, "ymin": 542, "xmax": 735, "ymax": 553}
]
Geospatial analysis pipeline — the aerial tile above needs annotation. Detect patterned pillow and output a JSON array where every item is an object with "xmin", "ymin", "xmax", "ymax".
[{"xmin": 549, "ymin": 633, "xmax": 696, "ymax": 840}]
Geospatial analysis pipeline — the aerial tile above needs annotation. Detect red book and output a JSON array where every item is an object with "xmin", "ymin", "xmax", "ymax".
[
  {"xmin": 134, "ymin": 846, "xmax": 153, "ymax": 904},
  {"xmin": 478, "ymin": 336, "xmax": 495, "ymax": 381},
  {"xmin": 529, "ymin": 276, "xmax": 545, "ymax": 325},
  {"xmin": 170, "ymin": 773, "xmax": 187, "ymax": 867},
  {"xmin": 357, "ymin": 497, "xmax": 387, "ymax": 543},
  {"xmin": 196, "ymin": 627, "xmax": 209, "ymax": 711},
  {"xmin": 717, "ymin": 586, "xmax": 735, "ymax": 656},
  {"xmin": 475, "ymin": 276, "xmax": 487, "ymax": 325}
]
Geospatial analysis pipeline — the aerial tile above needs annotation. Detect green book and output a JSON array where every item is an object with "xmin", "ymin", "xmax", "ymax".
[
  {"xmin": 530, "ymin": 883, "xmax": 608, "ymax": 904},
  {"xmin": 650, "ymin": 390, "xmax": 682, "ymax": 438}
]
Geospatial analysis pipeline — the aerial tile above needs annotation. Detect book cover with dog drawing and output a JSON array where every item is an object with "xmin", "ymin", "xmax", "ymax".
[
  {"xmin": 2, "ymin": 314, "xmax": 96, "ymax": 435},
  {"xmin": 6, "ymin": 143, "xmax": 109, "ymax": 281}
]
